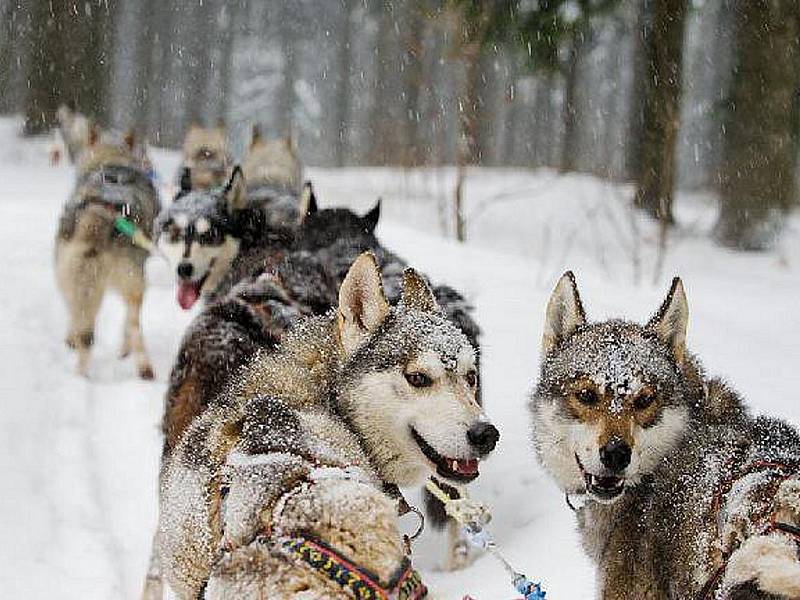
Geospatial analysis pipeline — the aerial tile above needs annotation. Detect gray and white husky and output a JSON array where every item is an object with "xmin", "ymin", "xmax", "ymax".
[
  {"xmin": 530, "ymin": 272, "xmax": 800, "ymax": 599},
  {"xmin": 157, "ymin": 253, "xmax": 499, "ymax": 598}
]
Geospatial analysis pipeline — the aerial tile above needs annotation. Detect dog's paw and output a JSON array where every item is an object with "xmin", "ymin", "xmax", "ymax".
[{"xmin": 138, "ymin": 364, "xmax": 155, "ymax": 380}]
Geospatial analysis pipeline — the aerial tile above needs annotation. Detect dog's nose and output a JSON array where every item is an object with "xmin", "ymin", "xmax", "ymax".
[
  {"xmin": 599, "ymin": 439, "xmax": 632, "ymax": 472},
  {"xmin": 177, "ymin": 262, "xmax": 193, "ymax": 279},
  {"xmin": 467, "ymin": 422, "xmax": 500, "ymax": 455}
]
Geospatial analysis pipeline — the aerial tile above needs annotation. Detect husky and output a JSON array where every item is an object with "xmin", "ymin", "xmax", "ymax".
[
  {"xmin": 180, "ymin": 123, "xmax": 231, "ymax": 189},
  {"xmin": 157, "ymin": 253, "xmax": 498, "ymax": 598},
  {"xmin": 55, "ymin": 128, "xmax": 160, "ymax": 378},
  {"xmin": 529, "ymin": 273, "xmax": 800, "ymax": 599},
  {"xmin": 243, "ymin": 125, "xmax": 302, "ymax": 197}
]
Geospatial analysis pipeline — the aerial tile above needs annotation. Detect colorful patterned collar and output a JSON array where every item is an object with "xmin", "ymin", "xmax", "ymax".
[{"xmin": 282, "ymin": 534, "xmax": 427, "ymax": 599}]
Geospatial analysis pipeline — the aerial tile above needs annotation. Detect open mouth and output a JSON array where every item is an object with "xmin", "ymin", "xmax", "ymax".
[
  {"xmin": 177, "ymin": 272, "xmax": 209, "ymax": 310},
  {"xmin": 575, "ymin": 453, "xmax": 625, "ymax": 501},
  {"xmin": 410, "ymin": 428, "xmax": 479, "ymax": 483}
]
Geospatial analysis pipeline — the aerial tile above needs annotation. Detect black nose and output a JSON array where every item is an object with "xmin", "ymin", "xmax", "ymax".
[
  {"xmin": 599, "ymin": 439, "xmax": 632, "ymax": 472},
  {"xmin": 177, "ymin": 262, "xmax": 193, "ymax": 278},
  {"xmin": 467, "ymin": 422, "xmax": 500, "ymax": 455}
]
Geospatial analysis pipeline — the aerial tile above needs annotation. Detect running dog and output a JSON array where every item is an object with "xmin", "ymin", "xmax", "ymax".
[
  {"xmin": 158, "ymin": 253, "xmax": 499, "ymax": 598},
  {"xmin": 529, "ymin": 273, "xmax": 800, "ymax": 599},
  {"xmin": 55, "ymin": 128, "xmax": 160, "ymax": 378}
]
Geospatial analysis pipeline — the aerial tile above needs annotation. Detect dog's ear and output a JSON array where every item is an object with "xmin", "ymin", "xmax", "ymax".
[
  {"xmin": 250, "ymin": 124, "xmax": 261, "ymax": 149},
  {"xmin": 337, "ymin": 252, "xmax": 390, "ymax": 355},
  {"xmin": 88, "ymin": 123, "xmax": 99, "ymax": 147},
  {"xmin": 123, "ymin": 128, "xmax": 136, "ymax": 152},
  {"xmin": 298, "ymin": 181, "xmax": 318, "ymax": 224},
  {"xmin": 362, "ymin": 199, "xmax": 381, "ymax": 233},
  {"xmin": 224, "ymin": 165, "xmax": 247, "ymax": 211},
  {"xmin": 401, "ymin": 268, "xmax": 439, "ymax": 313},
  {"xmin": 178, "ymin": 167, "xmax": 192, "ymax": 196},
  {"xmin": 646, "ymin": 277, "xmax": 689, "ymax": 364},
  {"xmin": 542, "ymin": 271, "xmax": 586, "ymax": 355}
]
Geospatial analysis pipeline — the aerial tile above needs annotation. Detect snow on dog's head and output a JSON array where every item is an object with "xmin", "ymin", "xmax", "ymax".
[
  {"xmin": 155, "ymin": 166, "xmax": 245, "ymax": 309},
  {"xmin": 333, "ymin": 252, "xmax": 499, "ymax": 488},
  {"xmin": 530, "ymin": 272, "xmax": 699, "ymax": 504}
]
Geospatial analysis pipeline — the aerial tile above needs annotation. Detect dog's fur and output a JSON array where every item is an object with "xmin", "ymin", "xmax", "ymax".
[
  {"xmin": 243, "ymin": 125, "xmax": 302, "ymax": 197},
  {"xmin": 158, "ymin": 253, "xmax": 496, "ymax": 598},
  {"xmin": 180, "ymin": 124, "xmax": 231, "ymax": 189},
  {"xmin": 50, "ymin": 104, "xmax": 92, "ymax": 165},
  {"xmin": 529, "ymin": 273, "xmax": 800, "ymax": 599},
  {"xmin": 55, "ymin": 130, "xmax": 160, "ymax": 378}
]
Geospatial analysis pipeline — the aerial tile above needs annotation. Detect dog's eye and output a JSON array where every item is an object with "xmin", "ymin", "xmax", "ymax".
[
  {"xmin": 465, "ymin": 370, "xmax": 477, "ymax": 387},
  {"xmin": 405, "ymin": 372, "xmax": 432, "ymax": 388},
  {"xmin": 576, "ymin": 388, "xmax": 599, "ymax": 406},
  {"xmin": 634, "ymin": 391, "xmax": 656, "ymax": 410}
]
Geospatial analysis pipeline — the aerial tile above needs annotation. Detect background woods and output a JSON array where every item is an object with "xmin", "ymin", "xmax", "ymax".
[{"xmin": 1, "ymin": 0, "xmax": 798, "ymax": 249}]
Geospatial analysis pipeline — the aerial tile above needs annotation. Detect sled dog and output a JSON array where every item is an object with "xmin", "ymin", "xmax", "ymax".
[
  {"xmin": 55, "ymin": 129, "xmax": 160, "ymax": 378},
  {"xmin": 158, "ymin": 253, "xmax": 499, "ymax": 598},
  {"xmin": 180, "ymin": 123, "xmax": 231, "ymax": 189},
  {"xmin": 530, "ymin": 272, "xmax": 800, "ymax": 599},
  {"xmin": 243, "ymin": 125, "xmax": 303, "ymax": 198}
]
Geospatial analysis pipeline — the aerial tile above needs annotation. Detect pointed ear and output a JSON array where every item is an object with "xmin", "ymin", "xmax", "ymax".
[
  {"xmin": 179, "ymin": 167, "xmax": 193, "ymax": 196},
  {"xmin": 362, "ymin": 199, "xmax": 381, "ymax": 233},
  {"xmin": 88, "ymin": 123, "xmax": 99, "ymax": 147},
  {"xmin": 123, "ymin": 128, "xmax": 136, "ymax": 151},
  {"xmin": 542, "ymin": 271, "xmax": 586, "ymax": 355},
  {"xmin": 337, "ymin": 252, "xmax": 390, "ymax": 355},
  {"xmin": 250, "ymin": 124, "xmax": 261, "ymax": 149},
  {"xmin": 298, "ymin": 181, "xmax": 318, "ymax": 223},
  {"xmin": 401, "ymin": 268, "xmax": 439, "ymax": 313},
  {"xmin": 646, "ymin": 277, "xmax": 689, "ymax": 364},
  {"xmin": 224, "ymin": 165, "xmax": 246, "ymax": 211}
]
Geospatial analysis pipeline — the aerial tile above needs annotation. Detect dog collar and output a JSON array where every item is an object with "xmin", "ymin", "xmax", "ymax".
[{"xmin": 281, "ymin": 534, "xmax": 427, "ymax": 600}]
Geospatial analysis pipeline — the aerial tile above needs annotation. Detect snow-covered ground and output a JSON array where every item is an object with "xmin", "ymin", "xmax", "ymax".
[{"xmin": 0, "ymin": 117, "xmax": 798, "ymax": 599}]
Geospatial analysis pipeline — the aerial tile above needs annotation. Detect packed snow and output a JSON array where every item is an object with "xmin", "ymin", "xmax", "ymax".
[{"xmin": 1, "ymin": 117, "xmax": 798, "ymax": 598}]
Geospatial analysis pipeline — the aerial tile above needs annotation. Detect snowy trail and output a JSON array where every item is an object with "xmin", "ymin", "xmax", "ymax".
[{"xmin": 1, "ymin": 125, "xmax": 798, "ymax": 598}]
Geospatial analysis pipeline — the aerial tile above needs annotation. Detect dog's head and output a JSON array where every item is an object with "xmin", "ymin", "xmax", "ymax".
[
  {"xmin": 333, "ymin": 253, "xmax": 499, "ymax": 488},
  {"xmin": 531, "ymin": 272, "xmax": 698, "ymax": 504},
  {"xmin": 182, "ymin": 123, "xmax": 230, "ymax": 188},
  {"xmin": 296, "ymin": 198, "xmax": 381, "ymax": 253},
  {"xmin": 243, "ymin": 125, "xmax": 302, "ymax": 192},
  {"xmin": 155, "ymin": 167, "xmax": 245, "ymax": 310}
]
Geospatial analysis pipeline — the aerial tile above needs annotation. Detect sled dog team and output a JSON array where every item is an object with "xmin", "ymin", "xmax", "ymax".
[{"xmin": 53, "ymin": 118, "xmax": 800, "ymax": 599}]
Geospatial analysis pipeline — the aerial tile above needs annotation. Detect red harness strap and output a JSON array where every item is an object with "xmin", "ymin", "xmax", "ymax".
[
  {"xmin": 282, "ymin": 533, "xmax": 428, "ymax": 600},
  {"xmin": 698, "ymin": 461, "xmax": 800, "ymax": 600}
]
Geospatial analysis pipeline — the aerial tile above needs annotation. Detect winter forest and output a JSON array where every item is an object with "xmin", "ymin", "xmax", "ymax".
[
  {"xmin": 2, "ymin": 1, "xmax": 800, "ymax": 599},
  {"xmin": 3, "ymin": 0, "xmax": 798, "ymax": 248}
]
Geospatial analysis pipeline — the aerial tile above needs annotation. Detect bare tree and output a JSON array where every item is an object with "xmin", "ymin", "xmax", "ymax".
[
  {"xmin": 714, "ymin": 0, "xmax": 799, "ymax": 250},
  {"xmin": 632, "ymin": 0, "xmax": 689, "ymax": 222}
]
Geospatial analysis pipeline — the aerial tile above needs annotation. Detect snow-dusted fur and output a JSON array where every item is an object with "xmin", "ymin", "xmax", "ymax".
[
  {"xmin": 179, "ymin": 124, "xmax": 231, "ymax": 189},
  {"xmin": 529, "ymin": 273, "xmax": 800, "ymax": 599},
  {"xmin": 158, "ymin": 253, "xmax": 496, "ymax": 597},
  {"xmin": 55, "ymin": 132, "xmax": 160, "ymax": 378}
]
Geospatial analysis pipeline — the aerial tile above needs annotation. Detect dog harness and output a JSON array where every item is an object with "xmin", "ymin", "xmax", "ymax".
[
  {"xmin": 280, "ymin": 534, "xmax": 427, "ymax": 600},
  {"xmin": 698, "ymin": 460, "xmax": 800, "ymax": 600}
]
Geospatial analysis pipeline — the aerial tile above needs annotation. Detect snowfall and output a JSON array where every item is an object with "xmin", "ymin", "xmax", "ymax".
[{"xmin": 1, "ymin": 116, "xmax": 798, "ymax": 599}]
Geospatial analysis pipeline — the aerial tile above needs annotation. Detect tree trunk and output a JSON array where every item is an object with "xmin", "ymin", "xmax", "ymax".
[
  {"xmin": 334, "ymin": 0, "xmax": 354, "ymax": 167},
  {"xmin": 626, "ymin": 0, "xmax": 650, "ymax": 181},
  {"xmin": 714, "ymin": 0, "xmax": 799, "ymax": 250},
  {"xmin": 560, "ymin": 33, "xmax": 584, "ymax": 173},
  {"xmin": 633, "ymin": 0, "xmax": 689, "ymax": 222},
  {"xmin": 369, "ymin": 5, "xmax": 392, "ymax": 165},
  {"xmin": 217, "ymin": 2, "xmax": 239, "ymax": 127},
  {"xmin": 184, "ymin": 0, "xmax": 214, "ymax": 127},
  {"xmin": 401, "ymin": 2, "xmax": 424, "ymax": 166},
  {"xmin": 276, "ymin": 5, "xmax": 297, "ymax": 135}
]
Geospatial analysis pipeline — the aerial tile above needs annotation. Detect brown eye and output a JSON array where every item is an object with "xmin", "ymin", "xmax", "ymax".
[
  {"xmin": 634, "ymin": 391, "xmax": 656, "ymax": 410},
  {"xmin": 576, "ymin": 388, "xmax": 599, "ymax": 406},
  {"xmin": 465, "ymin": 370, "xmax": 477, "ymax": 387},
  {"xmin": 405, "ymin": 372, "xmax": 432, "ymax": 388}
]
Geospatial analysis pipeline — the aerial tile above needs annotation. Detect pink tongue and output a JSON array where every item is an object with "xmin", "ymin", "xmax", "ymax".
[
  {"xmin": 177, "ymin": 281, "xmax": 201, "ymax": 310},
  {"xmin": 456, "ymin": 459, "xmax": 479, "ymax": 475}
]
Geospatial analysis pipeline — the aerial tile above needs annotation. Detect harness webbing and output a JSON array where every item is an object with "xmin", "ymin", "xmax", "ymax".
[{"xmin": 282, "ymin": 534, "xmax": 427, "ymax": 600}]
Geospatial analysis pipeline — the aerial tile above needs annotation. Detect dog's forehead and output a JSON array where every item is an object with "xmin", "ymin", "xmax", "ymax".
[
  {"xmin": 396, "ymin": 311, "xmax": 474, "ymax": 372},
  {"xmin": 547, "ymin": 322, "xmax": 678, "ymax": 391},
  {"xmin": 162, "ymin": 192, "xmax": 223, "ymax": 226}
]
